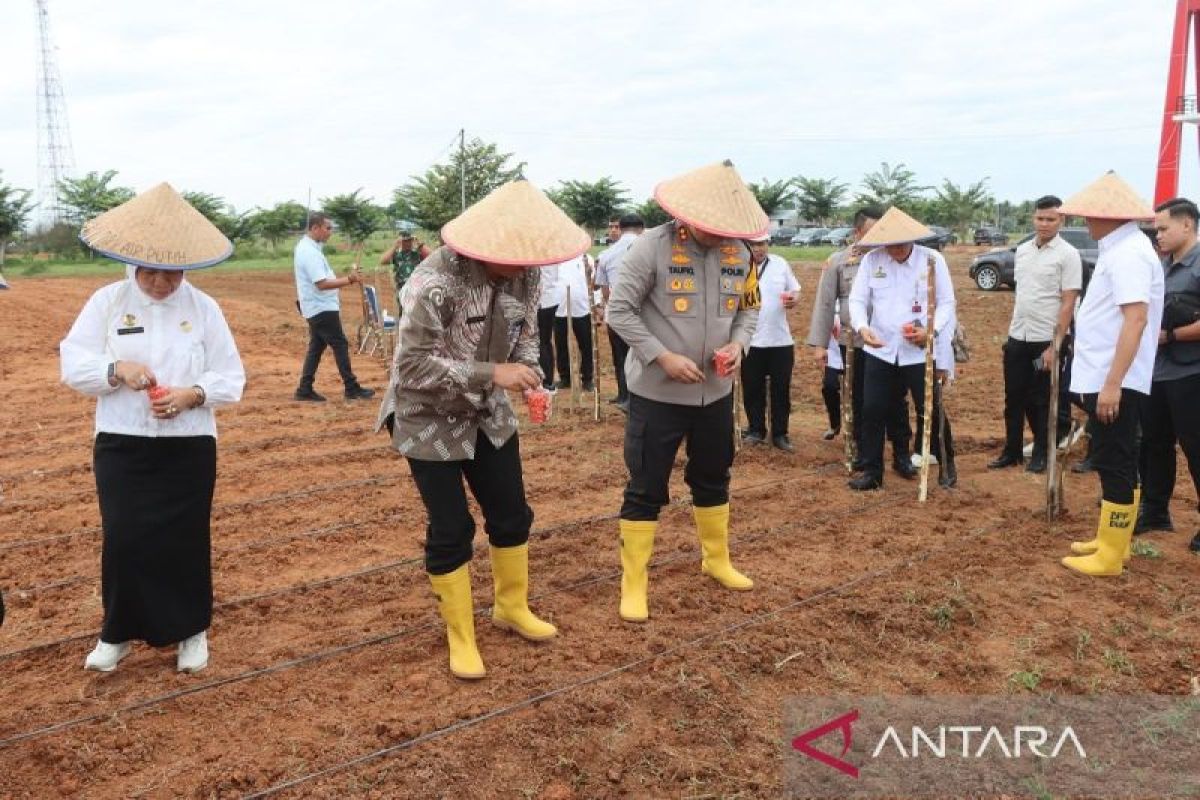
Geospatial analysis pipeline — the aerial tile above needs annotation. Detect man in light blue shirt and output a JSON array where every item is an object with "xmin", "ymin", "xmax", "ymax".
[
  {"xmin": 595, "ymin": 212, "xmax": 644, "ymax": 409},
  {"xmin": 293, "ymin": 212, "xmax": 375, "ymax": 401}
]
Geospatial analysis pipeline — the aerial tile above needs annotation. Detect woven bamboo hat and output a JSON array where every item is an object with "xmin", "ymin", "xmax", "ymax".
[
  {"xmin": 80, "ymin": 182, "xmax": 233, "ymax": 270},
  {"xmin": 441, "ymin": 179, "xmax": 590, "ymax": 267},
  {"xmin": 1059, "ymin": 171, "xmax": 1154, "ymax": 220},
  {"xmin": 654, "ymin": 160, "xmax": 769, "ymax": 239},
  {"xmin": 856, "ymin": 206, "xmax": 932, "ymax": 247}
]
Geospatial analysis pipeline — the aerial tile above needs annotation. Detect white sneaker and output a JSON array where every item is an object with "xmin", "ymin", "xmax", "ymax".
[
  {"xmin": 84, "ymin": 640, "xmax": 131, "ymax": 672},
  {"xmin": 177, "ymin": 631, "xmax": 209, "ymax": 674}
]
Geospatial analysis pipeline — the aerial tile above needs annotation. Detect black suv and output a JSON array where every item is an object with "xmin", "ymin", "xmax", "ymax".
[
  {"xmin": 917, "ymin": 225, "xmax": 956, "ymax": 251},
  {"xmin": 770, "ymin": 226, "xmax": 798, "ymax": 245},
  {"xmin": 974, "ymin": 227, "xmax": 1007, "ymax": 246},
  {"xmin": 967, "ymin": 228, "xmax": 1097, "ymax": 291}
]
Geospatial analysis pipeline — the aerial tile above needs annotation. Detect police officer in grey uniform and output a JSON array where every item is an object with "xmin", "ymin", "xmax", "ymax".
[{"xmin": 607, "ymin": 161, "xmax": 763, "ymax": 623}]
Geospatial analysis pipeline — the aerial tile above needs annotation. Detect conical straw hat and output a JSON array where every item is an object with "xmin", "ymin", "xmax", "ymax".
[
  {"xmin": 654, "ymin": 160, "xmax": 769, "ymax": 239},
  {"xmin": 441, "ymin": 179, "xmax": 591, "ymax": 267},
  {"xmin": 1059, "ymin": 171, "xmax": 1153, "ymax": 220},
  {"xmin": 80, "ymin": 182, "xmax": 233, "ymax": 270},
  {"xmin": 856, "ymin": 206, "xmax": 933, "ymax": 247}
]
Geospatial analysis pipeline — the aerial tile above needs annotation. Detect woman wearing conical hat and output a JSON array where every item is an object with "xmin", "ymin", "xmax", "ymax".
[
  {"xmin": 1060, "ymin": 172, "xmax": 1164, "ymax": 577},
  {"xmin": 605, "ymin": 160, "xmax": 764, "ymax": 623},
  {"xmin": 59, "ymin": 183, "xmax": 246, "ymax": 674},
  {"xmin": 375, "ymin": 179, "xmax": 586, "ymax": 679},
  {"xmin": 846, "ymin": 206, "xmax": 959, "ymax": 491}
]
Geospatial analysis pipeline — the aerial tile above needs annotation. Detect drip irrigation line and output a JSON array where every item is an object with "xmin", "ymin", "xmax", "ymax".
[
  {"xmin": 0, "ymin": 468, "xmax": 888, "ymax": 751},
  {"xmin": 251, "ymin": 514, "xmax": 1002, "ymax": 797}
]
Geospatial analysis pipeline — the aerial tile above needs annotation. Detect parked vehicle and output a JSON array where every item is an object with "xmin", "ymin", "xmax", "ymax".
[
  {"xmin": 917, "ymin": 225, "xmax": 956, "ymax": 251},
  {"xmin": 770, "ymin": 226, "xmax": 798, "ymax": 245},
  {"xmin": 818, "ymin": 227, "xmax": 854, "ymax": 246},
  {"xmin": 973, "ymin": 227, "xmax": 1008, "ymax": 246},
  {"xmin": 790, "ymin": 228, "xmax": 828, "ymax": 246},
  {"xmin": 968, "ymin": 227, "xmax": 1098, "ymax": 291}
]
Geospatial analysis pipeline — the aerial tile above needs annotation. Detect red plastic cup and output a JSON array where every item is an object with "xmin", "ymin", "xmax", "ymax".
[
  {"xmin": 524, "ymin": 388, "xmax": 552, "ymax": 424},
  {"xmin": 713, "ymin": 350, "xmax": 735, "ymax": 378}
]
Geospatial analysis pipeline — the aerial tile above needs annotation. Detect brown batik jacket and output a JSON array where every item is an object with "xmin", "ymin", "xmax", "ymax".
[{"xmin": 374, "ymin": 247, "xmax": 542, "ymax": 461}]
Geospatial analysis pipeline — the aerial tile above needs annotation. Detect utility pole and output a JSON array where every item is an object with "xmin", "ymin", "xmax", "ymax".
[
  {"xmin": 459, "ymin": 128, "xmax": 466, "ymax": 212},
  {"xmin": 33, "ymin": 0, "xmax": 75, "ymax": 228}
]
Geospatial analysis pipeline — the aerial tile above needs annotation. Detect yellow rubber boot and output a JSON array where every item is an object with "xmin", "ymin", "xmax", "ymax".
[
  {"xmin": 490, "ymin": 544, "xmax": 557, "ymax": 641},
  {"xmin": 619, "ymin": 520, "xmax": 657, "ymax": 622},
  {"xmin": 428, "ymin": 565, "xmax": 485, "ymax": 680},
  {"xmin": 1061, "ymin": 500, "xmax": 1135, "ymax": 577},
  {"xmin": 694, "ymin": 504, "xmax": 753, "ymax": 590},
  {"xmin": 1070, "ymin": 488, "xmax": 1138, "ymax": 563}
]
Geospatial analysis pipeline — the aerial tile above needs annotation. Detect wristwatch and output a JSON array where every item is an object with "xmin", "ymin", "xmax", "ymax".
[{"xmin": 107, "ymin": 361, "xmax": 117, "ymax": 386}]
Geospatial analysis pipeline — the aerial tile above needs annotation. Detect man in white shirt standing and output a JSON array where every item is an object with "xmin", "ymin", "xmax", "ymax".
[
  {"xmin": 596, "ymin": 213, "xmax": 645, "ymax": 411},
  {"xmin": 740, "ymin": 231, "xmax": 801, "ymax": 451},
  {"xmin": 989, "ymin": 196, "xmax": 1082, "ymax": 474},
  {"xmin": 553, "ymin": 253, "xmax": 595, "ymax": 391},
  {"xmin": 848, "ymin": 207, "xmax": 958, "ymax": 491},
  {"xmin": 1062, "ymin": 172, "xmax": 1164, "ymax": 577},
  {"xmin": 293, "ymin": 212, "xmax": 375, "ymax": 401},
  {"xmin": 536, "ymin": 261, "xmax": 561, "ymax": 391}
]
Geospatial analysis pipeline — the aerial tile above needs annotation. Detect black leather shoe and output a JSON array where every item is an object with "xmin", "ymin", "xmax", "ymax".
[
  {"xmin": 1134, "ymin": 512, "xmax": 1174, "ymax": 534},
  {"xmin": 344, "ymin": 386, "xmax": 376, "ymax": 400},
  {"xmin": 1189, "ymin": 531, "xmax": 1200, "ymax": 553},
  {"xmin": 1071, "ymin": 457, "xmax": 1094, "ymax": 474},
  {"xmin": 772, "ymin": 434, "xmax": 794, "ymax": 452},
  {"xmin": 988, "ymin": 452, "xmax": 1022, "ymax": 469},
  {"xmin": 742, "ymin": 429, "xmax": 766, "ymax": 445},
  {"xmin": 822, "ymin": 428, "xmax": 839, "ymax": 441},
  {"xmin": 1025, "ymin": 454, "xmax": 1047, "ymax": 474},
  {"xmin": 851, "ymin": 457, "xmax": 868, "ymax": 472},
  {"xmin": 849, "ymin": 473, "xmax": 882, "ymax": 491},
  {"xmin": 938, "ymin": 459, "xmax": 958, "ymax": 488},
  {"xmin": 293, "ymin": 389, "xmax": 326, "ymax": 402},
  {"xmin": 893, "ymin": 458, "xmax": 918, "ymax": 480}
]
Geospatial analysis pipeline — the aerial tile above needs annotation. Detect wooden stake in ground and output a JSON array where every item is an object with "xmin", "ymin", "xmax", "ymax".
[
  {"xmin": 842, "ymin": 345, "xmax": 856, "ymax": 474},
  {"xmin": 917, "ymin": 255, "xmax": 937, "ymax": 503},
  {"xmin": 565, "ymin": 284, "xmax": 582, "ymax": 413},
  {"xmin": 732, "ymin": 373, "xmax": 742, "ymax": 454},
  {"xmin": 1045, "ymin": 323, "xmax": 1062, "ymax": 522},
  {"xmin": 589, "ymin": 272, "xmax": 602, "ymax": 422}
]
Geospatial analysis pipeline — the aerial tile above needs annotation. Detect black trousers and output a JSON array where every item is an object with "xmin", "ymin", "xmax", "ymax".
[
  {"xmin": 1138, "ymin": 373, "xmax": 1200, "ymax": 516},
  {"xmin": 537, "ymin": 306, "xmax": 558, "ymax": 388},
  {"xmin": 299, "ymin": 310, "xmax": 360, "ymax": 391},
  {"xmin": 1001, "ymin": 337, "xmax": 1051, "ymax": 458},
  {"xmin": 741, "ymin": 345, "xmax": 795, "ymax": 437},
  {"xmin": 406, "ymin": 431, "xmax": 532, "ymax": 575},
  {"xmin": 94, "ymin": 434, "xmax": 216, "ymax": 646},
  {"xmin": 822, "ymin": 366, "xmax": 842, "ymax": 431},
  {"xmin": 1077, "ymin": 389, "xmax": 1142, "ymax": 505},
  {"xmin": 621, "ymin": 393, "xmax": 734, "ymax": 521},
  {"xmin": 608, "ymin": 326, "xmax": 630, "ymax": 402},
  {"xmin": 554, "ymin": 314, "xmax": 594, "ymax": 385},
  {"xmin": 844, "ymin": 346, "xmax": 911, "ymax": 458},
  {"xmin": 860, "ymin": 356, "xmax": 954, "ymax": 481}
]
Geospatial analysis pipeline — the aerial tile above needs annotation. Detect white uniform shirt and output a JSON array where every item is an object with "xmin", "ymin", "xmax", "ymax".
[
  {"xmin": 554, "ymin": 256, "xmax": 591, "ymax": 318},
  {"xmin": 748, "ymin": 253, "xmax": 801, "ymax": 348},
  {"xmin": 1069, "ymin": 222, "xmax": 1164, "ymax": 395},
  {"xmin": 294, "ymin": 236, "xmax": 339, "ymax": 318},
  {"xmin": 538, "ymin": 263, "xmax": 561, "ymax": 309},
  {"xmin": 60, "ymin": 271, "xmax": 246, "ymax": 438},
  {"xmin": 1009, "ymin": 234, "xmax": 1083, "ymax": 341},
  {"xmin": 849, "ymin": 244, "xmax": 957, "ymax": 368}
]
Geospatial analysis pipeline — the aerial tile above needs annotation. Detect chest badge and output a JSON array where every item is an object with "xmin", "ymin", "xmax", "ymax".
[
  {"xmin": 673, "ymin": 297, "xmax": 690, "ymax": 313},
  {"xmin": 724, "ymin": 296, "xmax": 739, "ymax": 313},
  {"xmin": 721, "ymin": 256, "xmax": 742, "ymax": 267},
  {"xmin": 670, "ymin": 278, "xmax": 682, "ymax": 291},
  {"xmin": 122, "ymin": 313, "xmax": 137, "ymax": 327},
  {"xmin": 180, "ymin": 320, "xmax": 193, "ymax": 333},
  {"xmin": 683, "ymin": 278, "xmax": 695, "ymax": 291},
  {"xmin": 671, "ymin": 251, "xmax": 691, "ymax": 265},
  {"xmin": 721, "ymin": 277, "xmax": 732, "ymax": 291},
  {"xmin": 873, "ymin": 266, "xmax": 887, "ymax": 279}
]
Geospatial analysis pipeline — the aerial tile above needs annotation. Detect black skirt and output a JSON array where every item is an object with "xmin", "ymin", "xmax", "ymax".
[{"xmin": 93, "ymin": 433, "xmax": 216, "ymax": 647}]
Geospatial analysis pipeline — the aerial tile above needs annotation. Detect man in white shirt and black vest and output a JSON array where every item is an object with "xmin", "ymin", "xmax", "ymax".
[{"xmin": 1062, "ymin": 172, "xmax": 1164, "ymax": 577}]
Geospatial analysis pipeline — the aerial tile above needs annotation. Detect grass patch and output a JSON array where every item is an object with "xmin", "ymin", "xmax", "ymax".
[
  {"xmin": 1102, "ymin": 648, "xmax": 1136, "ymax": 677},
  {"xmin": 1074, "ymin": 630, "xmax": 1092, "ymax": 662},
  {"xmin": 1009, "ymin": 668, "xmax": 1043, "ymax": 692},
  {"xmin": 1131, "ymin": 539, "xmax": 1162, "ymax": 559}
]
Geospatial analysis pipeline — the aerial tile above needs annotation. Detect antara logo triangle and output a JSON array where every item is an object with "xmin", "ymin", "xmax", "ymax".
[{"xmin": 791, "ymin": 709, "xmax": 860, "ymax": 778}]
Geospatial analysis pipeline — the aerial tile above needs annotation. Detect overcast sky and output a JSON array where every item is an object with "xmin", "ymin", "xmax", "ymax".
[{"xmin": 1, "ymin": 0, "xmax": 1192, "ymax": 219}]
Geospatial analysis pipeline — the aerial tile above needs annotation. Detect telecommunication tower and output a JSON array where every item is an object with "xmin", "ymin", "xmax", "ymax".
[{"xmin": 34, "ymin": 0, "xmax": 76, "ymax": 226}]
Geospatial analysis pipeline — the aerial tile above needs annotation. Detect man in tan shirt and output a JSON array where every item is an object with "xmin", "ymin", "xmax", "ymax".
[
  {"xmin": 607, "ymin": 160, "xmax": 763, "ymax": 623},
  {"xmin": 376, "ymin": 180, "xmax": 589, "ymax": 680}
]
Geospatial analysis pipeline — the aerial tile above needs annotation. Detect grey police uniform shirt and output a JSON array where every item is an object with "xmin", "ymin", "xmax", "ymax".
[
  {"xmin": 1155, "ymin": 243, "xmax": 1200, "ymax": 382},
  {"xmin": 806, "ymin": 246, "xmax": 864, "ymax": 349},
  {"xmin": 607, "ymin": 222, "xmax": 758, "ymax": 407}
]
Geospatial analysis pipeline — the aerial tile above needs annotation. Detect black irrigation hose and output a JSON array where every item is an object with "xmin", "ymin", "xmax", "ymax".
[
  {"xmin": 0, "ymin": 465, "xmax": 870, "ymax": 749},
  {"xmin": 248, "ymin": 511, "xmax": 1000, "ymax": 799},
  {"xmin": 0, "ymin": 476, "xmax": 399, "ymax": 554}
]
